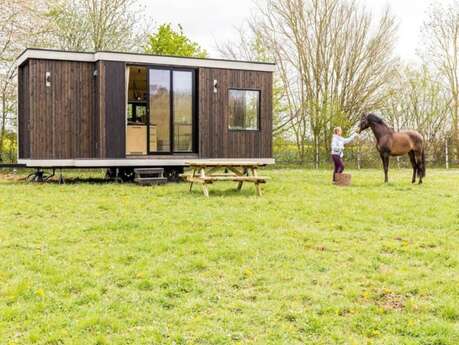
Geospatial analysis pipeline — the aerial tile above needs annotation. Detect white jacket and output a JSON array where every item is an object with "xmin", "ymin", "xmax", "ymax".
[{"xmin": 331, "ymin": 133, "xmax": 357, "ymax": 157}]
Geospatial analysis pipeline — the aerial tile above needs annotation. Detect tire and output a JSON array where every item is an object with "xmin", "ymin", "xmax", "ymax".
[
  {"xmin": 118, "ymin": 168, "xmax": 135, "ymax": 182},
  {"xmin": 164, "ymin": 167, "xmax": 184, "ymax": 182}
]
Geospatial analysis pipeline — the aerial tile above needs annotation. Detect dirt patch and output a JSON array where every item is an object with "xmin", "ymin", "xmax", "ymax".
[
  {"xmin": 377, "ymin": 292, "xmax": 405, "ymax": 311},
  {"xmin": 0, "ymin": 173, "xmax": 24, "ymax": 182}
]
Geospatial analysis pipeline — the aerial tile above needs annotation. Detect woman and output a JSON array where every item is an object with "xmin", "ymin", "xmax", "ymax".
[{"xmin": 331, "ymin": 127, "xmax": 358, "ymax": 182}]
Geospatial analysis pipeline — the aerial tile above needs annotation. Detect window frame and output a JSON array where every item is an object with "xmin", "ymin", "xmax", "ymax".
[
  {"xmin": 172, "ymin": 69, "xmax": 196, "ymax": 153},
  {"xmin": 228, "ymin": 88, "xmax": 261, "ymax": 132},
  {"xmin": 128, "ymin": 64, "xmax": 197, "ymax": 155}
]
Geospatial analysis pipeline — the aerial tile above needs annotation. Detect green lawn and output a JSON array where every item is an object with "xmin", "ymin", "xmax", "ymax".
[{"xmin": 1, "ymin": 168, "xmax": 458, "ymax": 345}]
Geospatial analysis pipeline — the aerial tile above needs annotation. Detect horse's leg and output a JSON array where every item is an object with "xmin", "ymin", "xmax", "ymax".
[
  {"xmin": 415, "ymin": 150, "xmax": 423, "ymax": 184},
  {"xmin": 408, "ymin": 151, "xmax": 417, "ymax": 183},
  {"xmin": 384, "ymin": 156, "xmax": 390, "ymax": 183},
  {"xmin": 380, "ymin": 152, "xmax": 389, "ymax": 183}
]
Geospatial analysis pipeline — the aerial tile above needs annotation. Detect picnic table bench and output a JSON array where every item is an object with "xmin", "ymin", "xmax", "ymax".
[{"xmin": 183, "ymin": 160, "xmax": 269, "ymax": 197}]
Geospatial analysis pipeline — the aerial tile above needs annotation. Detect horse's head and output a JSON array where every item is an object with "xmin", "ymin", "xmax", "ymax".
[{"xmin": 358, "ymin": 113, "xmax": 371, "ymax": 133}]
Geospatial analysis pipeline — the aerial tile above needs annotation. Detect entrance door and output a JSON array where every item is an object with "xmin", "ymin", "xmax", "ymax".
[
  {"xmin": 149, "ymin": 69, "xmax": 171, "ymax": 153},
  {"xmin": 126, "ymin": 66, "xmax": 148, "ymax": 155},
  {"xmin": 148, "ymin": 68, "xmax": 195, "ymax": 154}
]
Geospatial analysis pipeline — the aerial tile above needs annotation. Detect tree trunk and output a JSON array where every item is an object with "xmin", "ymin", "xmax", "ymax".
[
  {"xmin": 314, "ymin": 135, "xmax": 320, "ymax": 169},
  {"xmin": 455, "ymin": 119, "xmax": 459, "ymax": 163},
  {"xmin": 0, "ymin": 94, "xmax": 7, "ymax": 162},
  {"xmin": 446, "ymin": 139, "xmax": 449, "ymax": 169},
  {"xmin": 293, "ymin": 128, "xmax": 305, "ymax": 164},
  {"xmin": 451, "ymin": 90, "xmax": 459, "ymax": 162}
]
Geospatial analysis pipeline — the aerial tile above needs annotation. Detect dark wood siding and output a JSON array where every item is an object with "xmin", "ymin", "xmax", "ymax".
[
  {"xmin": 18, "ymin": 63, "xmax": 30, "ymax": 159},
  {"xmin": 21, "ymin": 59, "xmax": 97, "ymax": 159},
  {"xmin": 96, "ymin": 61, "xmax": 105, "ymax": 157},
  {"xmin": 198, "ymin": 68, "xmax": 273, "ymax": 158},
  {"xmin": 18, "ymin": 58, "xmax": 272, "ymax": 161},
  {"xmin": 102, "ymin": 61, "xmax": 125, "ymax": 158}
]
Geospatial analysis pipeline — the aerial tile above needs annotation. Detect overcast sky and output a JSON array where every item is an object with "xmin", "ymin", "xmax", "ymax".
[{"xmin": 142, "ymin": 0, "xmax": 441, "ymax": 62}]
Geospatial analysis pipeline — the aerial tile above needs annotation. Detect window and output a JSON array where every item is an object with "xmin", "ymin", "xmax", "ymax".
[
  {"xmin": 149, "ymin": 69, "xmax": 171, "ymax": 152},
  {"xmin": 173, "ymin": 70, "xmax": 193, "ymax": 152},
  {"xmin": 228, "ymin": 89, "xmax": 260, "ymax": 130},
  {"xmin": 127, "ymin": 103, "xmax": 147, "ymax": 124}
]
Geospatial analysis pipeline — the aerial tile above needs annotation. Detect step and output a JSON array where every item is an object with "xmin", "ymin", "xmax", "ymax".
[
  {"xmin": 135, "ymin": 173, "xmax": 164, "ymax": 179},
  {"xmin": 134, "ymin": 177, "xmax": 168, "ymax": 185},
  {"xmin": 134, "ymin": 168, "xmax": 164, "ymax": 175}
]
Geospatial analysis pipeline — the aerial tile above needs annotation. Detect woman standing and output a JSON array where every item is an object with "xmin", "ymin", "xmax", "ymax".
[{"xmin": 331, "ymin": 127, "xmax": 358, "ymax": 183}]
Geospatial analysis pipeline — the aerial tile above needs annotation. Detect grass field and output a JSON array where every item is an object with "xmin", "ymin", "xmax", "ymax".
[{"xmin": 0, "ymin": 168, "xmax": 458, "ymax": 345}]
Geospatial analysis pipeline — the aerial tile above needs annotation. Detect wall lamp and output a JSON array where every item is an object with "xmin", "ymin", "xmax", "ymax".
[{"xmin": 45, "ymin": 72, "xmax": 51, "ymax": 87}]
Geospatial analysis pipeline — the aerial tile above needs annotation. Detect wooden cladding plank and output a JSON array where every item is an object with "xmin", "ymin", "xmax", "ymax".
[
  {"xmin": 198, "ymin": 68, "xmax": 273, "ymax": 159},
  {"xmin": 24, "ymin": 59, "xmax": 96, "ymax": 159},
  {"xmin": 28, "ymin": 60, "xmax": 35, "ymax": 158},
  {"xmin": 92, "ymin": 63, "xmax": 99, "ymax": 157},
  {"xmin": 18, "ymin": 63, "xmax": 31, "ymax": 159},
  {"xmin": 97, "ymin": 61, "xmax": 106, "ymax": 158},
  {"xmin": 103, "ymin": 61, "xmax": 126, "ymax": 158},
  {"xmin": 198, "ymin": 68, "xmax": 211, "ymax": 157}
]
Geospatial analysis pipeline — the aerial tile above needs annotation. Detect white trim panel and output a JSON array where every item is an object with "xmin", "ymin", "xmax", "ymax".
[
  {"xmin": 17, "ymin": 49, "xmax": 276, "ymax": 72},
  {"xmin": 18, "ymin": 158, "xmax": 275, "ymax": 168},
  {"xmin": 17, "ymin": 50, "xmax": 94, "ymax": 66}
]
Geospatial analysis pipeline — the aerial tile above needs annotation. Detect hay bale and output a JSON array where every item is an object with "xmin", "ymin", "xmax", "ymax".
[{"xmin": 335, "ymin": 173, "xmax": 351, "ymax": 186}]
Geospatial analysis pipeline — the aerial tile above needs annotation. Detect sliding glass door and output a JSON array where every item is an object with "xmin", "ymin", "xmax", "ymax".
[
  {"xmin": 148, "ymin": 68, "xmax": 194, "ymax": 154},
  {"xmin": 173, "ymin": 71, "xmax": 193, "ymax": 152},
  {"xmin": 149, "ymin": 69, "xmax": 170, "ymax": 153}
]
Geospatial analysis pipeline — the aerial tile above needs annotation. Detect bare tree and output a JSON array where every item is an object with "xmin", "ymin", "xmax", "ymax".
[
  {"xmin": 0, "ymin": 1, "xmax": 48, "ymax": 161},
  {"xmin": 0, "ymin": 0, "xmax": 150, "ymax": 161},
  {"xmin": 217, "ymin": 25, "xmax": 292, "ymax": 140},
  {"xmin": 45, "ymin": 0, "xmax": 148, "ymax": 51},
  {"xmin": 227, "ymin": 0, "xmax": 398, "ymax": 166},
  {"xmin": 421, "ymin": 1, "xmax": 459, "ymax": 161},
  {"xmin": 382, "ymin": 65, "xmax": 451, "ymax": 164}
]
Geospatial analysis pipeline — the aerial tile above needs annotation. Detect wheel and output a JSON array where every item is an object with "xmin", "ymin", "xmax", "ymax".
[
  {"xmin": 27, "ymin": 169, "xmax": 46, "ymax": 182},
  {"xmin": 105, "ymin": 168, "xmax": 118, "ymax": 180},
  {"xmin": 118, "ymin": 168, "xmax": 135, "ymax": 182},
  {"xmin": 164, "ymin": 167, "xmax": 184, "ymax": 182}
]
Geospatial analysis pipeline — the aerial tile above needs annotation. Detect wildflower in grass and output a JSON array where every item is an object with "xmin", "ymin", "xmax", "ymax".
[{"xmin": 243, "ymin": 269, "xmax": 253, "ymax": 278}]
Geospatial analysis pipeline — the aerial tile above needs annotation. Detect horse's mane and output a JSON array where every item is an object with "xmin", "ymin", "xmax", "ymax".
[
  {"xmin": 366, "ymin": 113, "xmax": 394, "ymax": 132},
  {"xmin": 366, "ymin": 113, "xmax": 385, "ymax": 124}
]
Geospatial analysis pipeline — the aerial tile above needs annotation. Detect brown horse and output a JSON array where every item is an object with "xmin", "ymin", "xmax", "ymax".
[{"xmin": 358, "ymin": 113, "xmax": 426, "ymax": 184}]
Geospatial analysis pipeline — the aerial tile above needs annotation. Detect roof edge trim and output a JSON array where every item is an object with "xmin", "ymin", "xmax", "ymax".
[{"xmin": 17, "ymin": 48, "xmax": 276, "ymax": 72}]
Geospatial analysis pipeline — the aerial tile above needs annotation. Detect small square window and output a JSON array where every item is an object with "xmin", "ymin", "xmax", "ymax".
[{"xmin": 228, "ymin": 89, "xmax": 260, "ymax": 130}]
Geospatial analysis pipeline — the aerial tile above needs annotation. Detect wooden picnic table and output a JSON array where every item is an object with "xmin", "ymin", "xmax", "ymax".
[{"xmin": 183, "ymin": 160, "xmax": 269, "ymax": 197}]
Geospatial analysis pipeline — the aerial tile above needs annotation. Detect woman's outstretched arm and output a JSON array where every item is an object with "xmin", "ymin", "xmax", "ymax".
[{"xmin": 342, "ymin": 133, "xmax": 358, "ymax": 145}]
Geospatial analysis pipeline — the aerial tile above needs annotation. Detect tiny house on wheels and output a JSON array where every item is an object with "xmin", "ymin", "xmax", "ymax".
[{"xmin": 16, "ymin": 48, "xmax": 275, "ymax": 182}]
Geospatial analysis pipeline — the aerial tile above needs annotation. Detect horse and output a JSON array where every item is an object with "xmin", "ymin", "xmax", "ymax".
[{"xmin": 358, "ymin": 113, "xmax": 426, "ymax": 184}]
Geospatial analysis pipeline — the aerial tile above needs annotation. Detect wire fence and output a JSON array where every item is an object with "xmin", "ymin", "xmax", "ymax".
[
  {"xmin": 273, "ymin": 142, "xmax": 459, "ymax": 169},
  {"xmin": 1, "ymin": 140, "xmax": 458, "ymax": 169}
]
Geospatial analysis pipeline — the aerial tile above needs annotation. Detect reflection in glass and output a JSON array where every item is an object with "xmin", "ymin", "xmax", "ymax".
[
  {"xmin": 173, "ymin": 71, "xmax": 193, "ymax": 152},
  {"xmin": 228, "ymin": 89, "xmax": 259, "ymax": 130},
  {"xmin": 149, "ymin": 69, "xmax": 170, "ymax": 152}
]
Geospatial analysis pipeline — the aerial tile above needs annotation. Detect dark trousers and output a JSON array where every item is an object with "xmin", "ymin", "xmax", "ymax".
[{"xmin": 332, "ymin": 154, "xmax": 344, "ymax": 181}]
